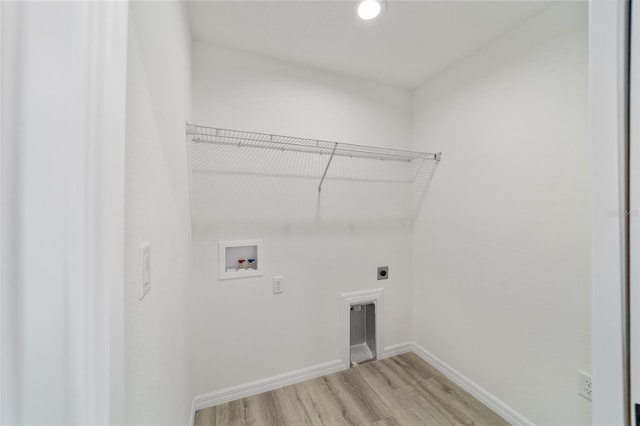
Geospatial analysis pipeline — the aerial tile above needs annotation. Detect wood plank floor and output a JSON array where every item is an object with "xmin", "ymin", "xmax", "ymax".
[{"xmin": 194, "ymin": 353, "xmax": 508, "ymax": 426}]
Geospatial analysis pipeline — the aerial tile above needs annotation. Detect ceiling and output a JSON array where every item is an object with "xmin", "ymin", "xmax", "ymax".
[{"xmin": 187, "ymin": 1, "xmax": 552, "ymax": 90}]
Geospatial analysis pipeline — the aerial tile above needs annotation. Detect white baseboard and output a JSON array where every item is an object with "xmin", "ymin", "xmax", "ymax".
[
  {"xmin": 380, "ymin": 341, "xmax": 413, "ymax": 359},
  {"xmin": 410, "ymin": 342, "xmax": 534, "ymax": 426},
  {"xmin": 191, "ymin": 359, "xmax": 346, "ymax": 416},
  {"xmin": 190, "ymin": 343, "xmax": 532, "ymax": 426}
]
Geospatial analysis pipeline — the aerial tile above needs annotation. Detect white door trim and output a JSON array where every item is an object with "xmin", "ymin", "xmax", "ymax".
[
  {"xmin": 82, "ymin": 2, "xmax": 129, "ymax": 423},
  {"xmin": 590, "ymin": 1, "xmax": 630, "ymax": 424},
  {"xmin": 0, "ymin": 2, "xmax": 128, "ymax": 423},
  {"xmin": 629, "ymin": 0, "xmax": 640, "ymax": 422}
]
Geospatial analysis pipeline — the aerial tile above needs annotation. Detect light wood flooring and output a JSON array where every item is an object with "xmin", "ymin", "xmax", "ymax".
[{"xmin": 194, "ymin": 353, "xmax": 508, "ymax": 426}]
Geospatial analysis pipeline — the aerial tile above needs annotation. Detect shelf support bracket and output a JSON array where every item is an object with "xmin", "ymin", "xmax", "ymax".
[
  {"xmin": 185, "ymin": 123, "xmax": 197, "ymax": 136},
  {"xmin": 318, "ymin": 143, "xmax": 338, "ymax": 192}
]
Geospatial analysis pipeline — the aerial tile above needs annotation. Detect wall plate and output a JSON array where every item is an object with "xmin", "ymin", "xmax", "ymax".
[
  {"xmin": 139, "ymin": 243, "xmax": 151, "ymax": 300},
  {"xmin": 377, "ymin": 266, "xmax": 388, "ymax": 280}
]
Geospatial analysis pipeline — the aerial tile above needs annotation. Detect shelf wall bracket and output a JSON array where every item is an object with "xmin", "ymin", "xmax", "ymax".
[
  {"xmin": 186, "ymin": 123, "xmax": 197, "ymax": 136},
  {"xmin": 318, "ymin": 143, "xmax": 338, "ymax": 192}
]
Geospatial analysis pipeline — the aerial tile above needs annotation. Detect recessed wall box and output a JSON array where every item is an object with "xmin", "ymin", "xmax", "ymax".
[
  {"xmin": 350, "ymin": 303, "xmax": 376, "ymax": 365},
  {"xmin": 218, "ymin": 240, "xmax": 263, "ymax": 280}
]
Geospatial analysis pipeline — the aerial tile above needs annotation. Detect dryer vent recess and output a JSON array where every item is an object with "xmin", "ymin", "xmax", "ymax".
[{"xmin": 377, "ymin": 266, "xmax": 388, "ymax": 280}]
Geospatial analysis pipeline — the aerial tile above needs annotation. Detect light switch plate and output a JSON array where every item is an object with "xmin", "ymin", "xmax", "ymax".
[{"xmin": 139, "ymin": 243, "xmax": 151, "ymax": 300}]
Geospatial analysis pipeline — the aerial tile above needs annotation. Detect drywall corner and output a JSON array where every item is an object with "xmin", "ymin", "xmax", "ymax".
[{"xmin": 125, "ymin": 1, "xmax": 193, "ymax": 424}]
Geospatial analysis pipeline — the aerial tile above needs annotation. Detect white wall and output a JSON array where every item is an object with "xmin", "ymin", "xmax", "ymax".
[
  {"xmin": 411, "ymin": 3, "xmax": 590, "ymax": 425},
  {"xmin": 189, "ymin": 42, "xmax": 414, "ymax": 396},
  {"xmin": 125, "ymin": 2, "xmax": 193, "ymax": 424}
]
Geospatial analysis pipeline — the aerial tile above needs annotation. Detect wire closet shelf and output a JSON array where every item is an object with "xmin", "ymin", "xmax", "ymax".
[{"xmin": 186, "ymin": 123, "xmax": 442, "ymax": 192}]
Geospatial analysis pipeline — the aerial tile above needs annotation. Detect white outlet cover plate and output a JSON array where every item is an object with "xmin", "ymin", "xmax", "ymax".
[
  {"xmin": 273, "ymin": 276, "xmax": 283, "ymax": 294},
  {"xmin": 579, "ymin": 370, "xmax": 592, "ymax": 400}
]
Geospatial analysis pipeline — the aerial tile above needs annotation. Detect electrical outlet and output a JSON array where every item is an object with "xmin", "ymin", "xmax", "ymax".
[
  {"xmin": 273, "ymin": 276, "xmax": 283, "ymax": 294},
  {"xmin": 579, "ymin": 371, "xmax": 592, "ymax": 400}
]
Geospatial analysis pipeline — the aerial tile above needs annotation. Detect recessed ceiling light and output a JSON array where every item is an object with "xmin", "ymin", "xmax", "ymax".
[{"xmin": 357, "ymin": 0, "xmax": 384, "ymax": 21}]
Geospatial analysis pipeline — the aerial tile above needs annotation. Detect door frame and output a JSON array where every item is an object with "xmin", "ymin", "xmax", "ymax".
[{"xmin": 0, "ymin": 2, "xmax": 128, "ymax": 423}]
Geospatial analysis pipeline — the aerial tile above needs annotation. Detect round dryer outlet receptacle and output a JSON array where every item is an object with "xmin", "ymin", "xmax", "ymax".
[{"xmin": 377, "ymin": 266, "xmax": 388, "ymax": 280}]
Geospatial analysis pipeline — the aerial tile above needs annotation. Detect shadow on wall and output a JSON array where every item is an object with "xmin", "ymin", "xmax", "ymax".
[{"xmin": 187, "ymin": 127, "xmax": 441, "ymax": 231}]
